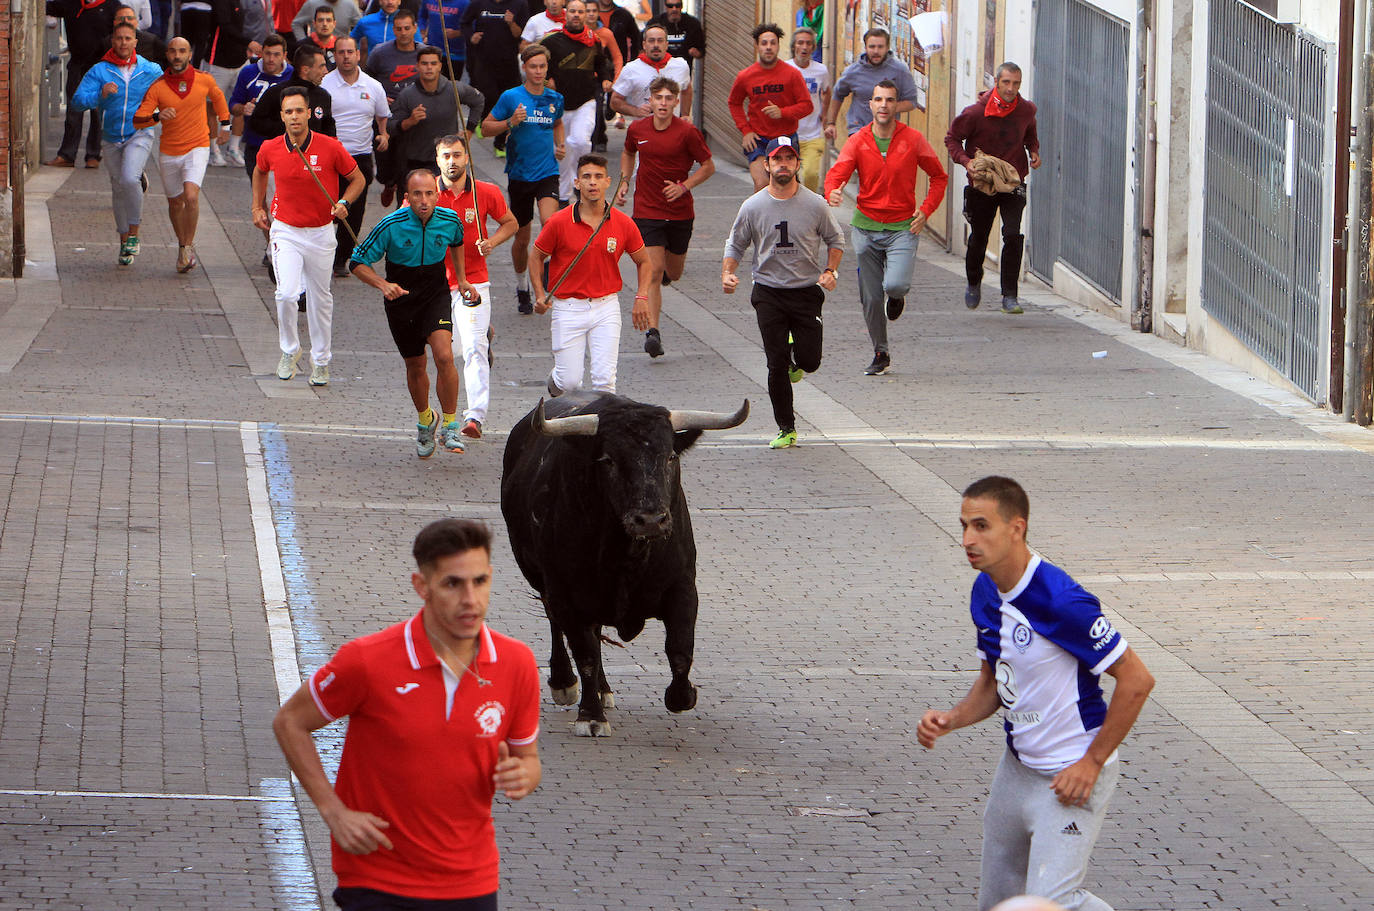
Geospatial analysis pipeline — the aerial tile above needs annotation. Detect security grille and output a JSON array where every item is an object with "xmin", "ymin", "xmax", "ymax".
[
  {"xmin": 1028, "ymin": 0, "xmax": 1130, "ymax": 299},
  {"xmin": 1202, "ymin": 0, "xmax": 1328, "ymax": 399}
]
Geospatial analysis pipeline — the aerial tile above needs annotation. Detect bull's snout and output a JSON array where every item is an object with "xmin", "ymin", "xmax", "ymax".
[{"xmin": 624, "ymin": 509, "xmax": 671, "ymax": 539}]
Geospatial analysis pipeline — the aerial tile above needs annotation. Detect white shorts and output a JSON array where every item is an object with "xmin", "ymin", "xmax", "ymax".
[{"xmin": 159, "ymin": 146, "xmax": 210, "ymax": 195}]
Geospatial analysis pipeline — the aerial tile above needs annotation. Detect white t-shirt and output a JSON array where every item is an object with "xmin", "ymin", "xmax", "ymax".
[
  {"xmin": 787, "ymin": 58, "xmax": 832, "ymax": 142},
  {"xmin": 611, "ymin": 56, "xmax": 690, "ymax": 117},
  {"xmin": 521, "ymin": 12, "xmax": 561, "ymax": 44},
  {"xmin": 322, "ymin": 68, "xmax": 392, "ymax": 156}
]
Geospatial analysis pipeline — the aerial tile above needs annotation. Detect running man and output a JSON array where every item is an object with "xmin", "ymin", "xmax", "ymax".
[
  {"xmin": 726, "ymin": 23, "xmax": 812, "ymax": 192},
  {"xmin": 824, "ymin": 79, "xmax": 947, "ymax": 376},
  {"xmin": 132, "ymin": 36, "xmax": 231, "ymax": 274},
  {"xmin": 530, "ymin": 153, "xmax": 651, "ymax": 396},
  {"xmin": 436, "ymin": 134, "xmax": 520, "ymax": 442},
  {"xmin": 251, "ymin": 86, "xmax": 366, "ymax": 386},
  {"xmin": 322, "ymin": 35, "xmax": 391, "ymax": 276},
  {"xmin": 538, "ymin": 0, "xmax": 613, "ymax": 204},
  {"xmin": 786, "ymin": 27, "xmax": 830, "ymax": 193},
  {"xmin": 350, "ymin": 169, "xmax": 478, "ymax": 457},
  {"xmin": 722, "ymin": 136, "xmax": 843, "ymax": 450},
  {"xmin": 615, "ymin": 76, "xmax": 714, "ymax": 359},
  {"xmin": 919, "ymin": 476, "xmax": 1154, "ymax": 911},
  {"xmin": 609, "ymin": 23, "xmax": 691, "ymax": 122},
  {"xmin": 481, "ymin": 44, "xmax": 565, "ymax": 315},
  {"xmin": 273, "ymin": 518, "xmax": 541, "ymax": 911}
]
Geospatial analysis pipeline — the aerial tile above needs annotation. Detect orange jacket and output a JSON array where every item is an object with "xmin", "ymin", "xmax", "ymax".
[
  {"xmin": 134, "ymin": 70, "xmax": 231, "ymax": 156},
  {"xmin": 824, "ymin": 121, "xmax": 948, "ymax": 221}
]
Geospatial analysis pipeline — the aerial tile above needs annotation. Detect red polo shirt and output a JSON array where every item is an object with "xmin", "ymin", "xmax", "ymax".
[
  {"xmin": 309, "ymin": 615, "xmax": 540, "ymax": 900},
  {"xmin": 534, "ymin": 203, "xmax": 644, "ymax": 300},
  {"xmin": 438, "ymin": 178, "xmax": 510, "ymax": 286},
  {"xmin": 256, "ymin": 131, "xmax": 357, "ymax": 228}
]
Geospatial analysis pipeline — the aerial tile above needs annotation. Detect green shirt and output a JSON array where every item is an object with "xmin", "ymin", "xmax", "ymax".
[{"xmin": 850, "ymin": 135, "xmax": 914, "ymax": 232}]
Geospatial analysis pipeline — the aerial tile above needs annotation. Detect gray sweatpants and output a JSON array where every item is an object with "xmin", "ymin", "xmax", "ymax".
[
  {"xmin": 851, "ymin": 225, "xmax": 919, "ymax": 353},
  {"xmin": 979, "ymin": 747, "xmax": 1120, "ymax": 911}
]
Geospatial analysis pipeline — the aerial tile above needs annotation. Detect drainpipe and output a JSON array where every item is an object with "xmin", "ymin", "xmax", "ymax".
[
  {"xmin": 1330, "ymin": 0, "xmax": 1354, "ymax": 412},
  {"xmin": 8, "ymin": 0, "xmax": 22, "ymax": 278},
  {"xmin": 1132, "ymin": 0, "xmax": 1155, "ymax": 333},
  {"xmin": 1351, "ymin": 0, "xmax": 1374, "ymax": 425}
]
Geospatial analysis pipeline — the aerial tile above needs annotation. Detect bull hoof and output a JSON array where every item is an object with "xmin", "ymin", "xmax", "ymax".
[
  {"xmin": 573, "ymin": 719, "xmax": 612, "ymax": 737},
  {"xmin": 665, "ymin": 683, "xmax": 697, "ymax": 713},
  {"xmin": 550, "ymin": 682, "xmax": 580, "ymax": 705},
  {"xmin": 600, "ymin": 691, "xmax": 615, "ymax": 709}
]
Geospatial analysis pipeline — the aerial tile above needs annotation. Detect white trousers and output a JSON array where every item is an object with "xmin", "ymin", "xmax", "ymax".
[
  {"xmin": 451, "ymin": 281, "xmax": 491, "ymax": 423},
  {"xmin": 550, "ymin": 293, "xmax": 620, "ymax": 394},
  {"xmin": 270, "ymin": 221, "xmax": 336, "ymax": 366},
  {"xmin": 557, "ymin": 99, "xmax": 598, "ymax": 201}
]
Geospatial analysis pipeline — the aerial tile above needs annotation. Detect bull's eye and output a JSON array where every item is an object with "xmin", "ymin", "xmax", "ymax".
[{"xmin": 596, "ymin": 454, "xmax": 613, "ymax": 466}]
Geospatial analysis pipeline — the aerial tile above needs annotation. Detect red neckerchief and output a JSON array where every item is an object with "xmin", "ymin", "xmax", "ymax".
[
  {"xmin": 561, "ymin": 25, "xmax": 595, "ymax": 46},
  {"xmin": 637, "ymin": 52, "xmax": 670, "ymax": 71},
  {"xmin": 548, "ymin": 9, "xmax": 565, "ymax": 22},
  {"xmin": 311, "ymin": 33, "xmax": 337, "ymax": 48},
  {"xmin": 77, "ymin": 0, "xmax": 105, "ymax": 15},
  {"xmin": 164, "ymin": 69, "xmax": 195, "ymax": 98},
  {"xmin": 985, "ymin": 91, "xmax": 1019, "ymax": 118},
  {"xmin": 101, "ymin": 48, "xmax": 135, "ymax": 66}
]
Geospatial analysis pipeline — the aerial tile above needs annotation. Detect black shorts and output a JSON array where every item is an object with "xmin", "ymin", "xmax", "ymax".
[
  {"xmin": 633, "ymin": 217, "xmax": 694, "ymax": 256},
  {"xmin": 507, "ymin": 174, "xmax": 561, "ymax": 226},
  {"xmin": 333, "ymin": 887, "xmax": 498, "ymax": 911},
  {"xmin": 385, "ymin": 291, "xmax": 453, "ymax": 359}
]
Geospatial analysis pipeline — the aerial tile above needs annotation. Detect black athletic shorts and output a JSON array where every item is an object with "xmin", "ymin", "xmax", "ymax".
[
  {"xmin": 633, "ymin": 217, "xmax": 694, "ymax": 256},
  {"xmin": 507, "ymin": 174, "xmax": 561, "ymax": 226},
  {"xmin": 385, "ymin": 291, "xmax": 453, "ymax": 359},
  {"xmin": 333, "ymin": 886, "xmax": 498, "ymax": 910}
]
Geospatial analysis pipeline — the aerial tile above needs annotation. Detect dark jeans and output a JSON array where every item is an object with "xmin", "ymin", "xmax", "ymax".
[
  {"xmin": 58, "ymin": 60, "xmax": 103, "ymax": 162},
  {"xmin": 591, "ymin": 88, "xmax": 608, "ymax": 147},
  {"xmin": 963, "ymin": 185, "xmax": 1027, "ymax": 297},
  {"xmin": 335, "ymin": 153, "xmax": 375, "ymax": 266},
  {"xmin": 442, "ymin": 56, "xmax": 465, "ymax": 83},
  {"xmin": 751, "ymin": 282, "xmax": 824, "ymax": 432}
]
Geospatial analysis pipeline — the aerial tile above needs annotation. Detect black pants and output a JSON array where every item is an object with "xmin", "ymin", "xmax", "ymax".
[
  {"xmin": 58, "ymin": 59, "xmax": 103, "ymax": 162},
  {"xmin": 963, "ymin": 185, "xmax": 1027, "ymax": 297},
  {"xmin": 333, "ymin": 886, "xmax": 497, "ymax": 910},
  {"xmin": 335, "ymin": 153, "xmax": 375, "ymax": 267},
  {"xmin": 181, "ymin": 7, "xmax": 215, "ymax": 67},
  {"xmin": 752, "ymin": 282, "xmax": 824, "ymax": 432},
  {"xmin": 442, "ymin": 56, "xmax": 465, "ymax": 83},
  {"xmin": 591, "ymin": 88, "xmax": 609, "ymax": 147}
]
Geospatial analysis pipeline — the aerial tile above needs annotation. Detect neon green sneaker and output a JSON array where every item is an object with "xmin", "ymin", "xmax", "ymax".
[
  {"xmin": 769, "ymin": 429, "xmax": 797, "ymax": 449},
  {"xmin": 788, "ymin": 363, "xmax": 804, "ymax": 383}
]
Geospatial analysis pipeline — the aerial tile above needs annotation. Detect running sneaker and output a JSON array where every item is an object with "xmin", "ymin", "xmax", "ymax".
[
  {"xmin": 277, "ymin": 351, "xmax": 301, "ymax": 380},
  {"xmin": 769, "ymin": 429, "xmax": 798, "ymax": 449},
  {"xmin": 494, "ymin": 147, "xmax": 506, "ymax": 159},
  {"xmin": 644, "ymin": 328, "xmax": 664, "ymax": 358},
  {"xmin": 885, "ymin": 295, "xmax": 905, "ymax": 320},
  {"xmin": 965, "ymin": 284, "xmax": 981, "ymax": 309},
  {"xmin": 788, "ymin": 363, "xmax": 804, "ymax": 384},
  {"xmin": 516, "ymin": 288, "xmax": 533, "ymax": 314},
  {"xmin": 224, "ymin": 146, "xmax": 245, "ymax": 167},
  {"xmin": 208, "ymin": 145, "xmax": 227, "ymax": 167},
  {"xmin": 440, "ymin": 421, "xmax": 466, "ymax": 453},
  {"xmin": 416, "ymin": 412, "xmax": 439, "ymax": 459},
  {"xmin": 1000, "ymin": 296, "xmax": 1024, "ymax": 315},
  {"xmin": 309, "ymin": 363, "xmax": 329, "ymax": 386},
  {"xmin": 864, "ymin": 350, "xmax": 891, "ymax": 376},
  {"xmin": 118, "ymin": 239, "xmax": 136, "ymax": 266},
  {"xmin": 128, "ymin": 236, "xmax": 140, "ymax": 256},
  {"xmin": 461, "ymin": 419, "xmax": 482, "ymax": 440}
]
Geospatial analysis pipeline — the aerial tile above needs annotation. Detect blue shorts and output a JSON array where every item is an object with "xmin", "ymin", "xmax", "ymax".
[{"xmin": 746, "ymin": 132, "xmax": 800, "ymax": 163}]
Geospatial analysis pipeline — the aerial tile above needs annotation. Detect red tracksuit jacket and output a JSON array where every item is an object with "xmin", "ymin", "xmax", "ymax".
[{"xmin": 824, "ymin": 122, "xmax": 949, "ymax": 222}]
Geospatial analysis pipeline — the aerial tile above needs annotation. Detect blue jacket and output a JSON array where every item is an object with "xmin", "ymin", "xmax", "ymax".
[{"xmin": 72, "ymin": 56, "xmax": 164, "ymax": 144}]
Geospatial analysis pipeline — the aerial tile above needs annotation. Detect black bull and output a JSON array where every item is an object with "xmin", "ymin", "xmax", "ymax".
[{"xmin": 500, "ymin": 392, "xmax": 748, "ymax": 736}]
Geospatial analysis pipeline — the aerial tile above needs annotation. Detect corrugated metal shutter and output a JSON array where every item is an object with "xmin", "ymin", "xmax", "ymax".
[{"xmin": 699, "ymin": 0, "xmax": 762, "ymax": 167}]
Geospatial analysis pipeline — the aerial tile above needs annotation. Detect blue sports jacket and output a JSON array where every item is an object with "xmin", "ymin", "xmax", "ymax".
[{"xmin": 72, "ymin": 56, "xmax": 165, "ymax": 144}]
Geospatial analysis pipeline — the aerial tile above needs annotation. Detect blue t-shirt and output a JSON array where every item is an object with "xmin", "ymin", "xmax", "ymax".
[
  {"xmin": 489, "ymin": 84, "xmax": 564, "ymax": 182},
  {"xmin": 971, "ymin": 554, "xmax": 1127, "ymax": 772},
  {"xmin": 230, "ymin": 63, "xmax": 294, "ymax": 148},
  {"xmin": 421, "ymin": 0, "xmax": 469, "ymax": 59}
]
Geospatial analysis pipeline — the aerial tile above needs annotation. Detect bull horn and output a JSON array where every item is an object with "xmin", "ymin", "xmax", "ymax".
[
  {"xmin": 531, "ymin": 398, "xmax": 600, "ymax": 436},
  {"xmin": 668, "ymin": 399, "xmax": 750, "ymax": 432}
]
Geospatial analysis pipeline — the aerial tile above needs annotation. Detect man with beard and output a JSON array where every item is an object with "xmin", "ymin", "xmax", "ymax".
[
  {"xmin": 727, "ymin": 23, "xmax": 811, "ymax": 192},
  {"xmin": 609, "ymin": 23, "xmax": 690, "ymax": 121},
  {"xmin": 132, "ymin": 36, "xmax": 232, "ymax": 273},
  {"xmin": 390, "ymin": 46, "xmax": 484, "ymax": 178},
  {"xmin": 646, "ymin": 0, "xmax": 703, "ymax": 71},
  {"xmin": 722, "ymin": 137, "xmax": 842, "ymax": 450},
  {"xmin": 364, "ymin": 7, "xmax": 423, "ymax": 204}
]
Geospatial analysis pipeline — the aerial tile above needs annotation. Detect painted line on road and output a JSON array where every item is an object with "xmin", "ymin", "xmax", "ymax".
[{"xmin": 0, "ymin": 787, "xmax": 292, "ymax": 802}]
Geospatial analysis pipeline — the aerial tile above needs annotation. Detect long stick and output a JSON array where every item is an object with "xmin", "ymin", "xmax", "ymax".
[
  {"xmin": 543, "ymin": 175, "xmax": 630, "ymax": 305},
  {"xmin": 288, "ymin": 132, "xmax": 359, "ymax": 244},
  {"xmin": 435, "ymin": 13, "xmax": 485, "ymax": 243}
]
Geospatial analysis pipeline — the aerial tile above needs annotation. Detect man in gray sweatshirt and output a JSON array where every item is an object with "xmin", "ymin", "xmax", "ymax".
[
  {"xmin": 389, "ymin": 46, "xmax": 485, "ymax": 178},
  {"xmin": 824, "ymin": 27, "xmax": 918, "ymax": 140},
  {"xmin": 723, "ymin": 136, "xmax": 844, "ymax": 450}
]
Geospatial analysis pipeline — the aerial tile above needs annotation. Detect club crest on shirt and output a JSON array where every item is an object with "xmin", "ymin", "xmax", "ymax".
[
  {"xmin": 314, "ymin": 106, "xmax": 325, "ymax": 120},
  {"xmin": 1011, "ymin": 622, "xmax": 1033, "ymax": 652},
  {"xmin": 464, "ymin": 208, "xmax": 477, "ymax": 223},
  {"xmin": 178, "ymin": 81, "xmax": 187, "ymax": 92},
  {"xmin": 474, "ymin": 700, "xmax": 505, "ymax": 736},
  {"xmin": 606, "ymin": 237, "xmax": 618, "ymax": 253},
  {"xmin": 309, "ymin": 154, "xmax": 319, "ymax": 168}
]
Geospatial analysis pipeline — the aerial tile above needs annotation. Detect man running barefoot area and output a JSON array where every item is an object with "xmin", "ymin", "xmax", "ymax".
[
  {"xmin": 723, "ymin": 137, "xmax": 843, "ymax": 450},
  {"xmin": 530, "ymin": 154, "xmax": 651, "ymax": 396},
  {"xmin": 436, "ymin": 135, "xmax": 520, "ymax": 442},
  {"xmin": 252, "ymin": 87, "xmax": 365, "ymax": 386},
  {"xmin": 615, "ymin": 76, "xmax": 713, "ymax": 359},
  {"xmin": 132, "ymin": 36, "xmax": 231, "ymax": 274},
  {"xmin": 351, "ymin": 170, "xmax": 478, "ymax": 457},
  {"xmin": 482, "ymin": 44, "xmax": 565, "ymax": 315}
]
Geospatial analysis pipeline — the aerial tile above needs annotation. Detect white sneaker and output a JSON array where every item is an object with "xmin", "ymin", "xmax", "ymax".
[
  {"xmin": 276, "ymin": 351, "xmax": 301, "ymax": 380},
  {"xmin": 224, "ymin": 146, "xmax": 245, "ymax": 167},
  {"xmin": 309, "ymin": 363, "xmax": 329, "ymax": 386},
  {"xmin": 208, "ymin": 146, "xmax": 227, "ymax": 167}
]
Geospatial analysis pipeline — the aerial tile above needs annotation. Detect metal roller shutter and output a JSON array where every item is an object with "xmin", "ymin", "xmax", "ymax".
[{"xmin": 699, "ymin": 0, "xmax": 762, "ymax": 166}]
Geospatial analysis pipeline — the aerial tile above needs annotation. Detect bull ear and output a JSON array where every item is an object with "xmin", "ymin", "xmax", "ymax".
[{"xmin": 673, "ymin": 429, "xmax": 703, "ymax": 454}]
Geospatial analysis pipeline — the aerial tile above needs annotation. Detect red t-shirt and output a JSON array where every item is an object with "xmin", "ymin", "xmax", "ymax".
[
  {"xmin": 534, "ymin": 204, "xmax": 644, "ymax": 300},
  {"xmin": 309, "ymin": 616, "xmax": 541, "ymax": 900},
  {"xmin": 256, "ymin": 132, "xmax": 357, "ymax": 228},
  {"xmin": 438, "ymin": 179, "xmax": 510, "ymax": 286},
  {"xmin": 625, "ymin": 116, "xmax": 712, "ymax": 221}
]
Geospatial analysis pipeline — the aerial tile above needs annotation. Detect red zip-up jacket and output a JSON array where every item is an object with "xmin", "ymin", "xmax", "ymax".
[
  {"xmin": 727, "ymin": 61, "xmax": 813, "ymax": 139},
  {"xmin": 824, "ymin": 122, "xmax": 948, "ymax": 221}
]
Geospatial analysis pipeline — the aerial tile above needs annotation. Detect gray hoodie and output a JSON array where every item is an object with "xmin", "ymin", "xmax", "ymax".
[
  {"xmin": 832, "ymin": 52, "xmax": 919, "ymax": 135},
  {"xmin": 389, "ymin": 76, "xmax": 485, "ymax": 164}
]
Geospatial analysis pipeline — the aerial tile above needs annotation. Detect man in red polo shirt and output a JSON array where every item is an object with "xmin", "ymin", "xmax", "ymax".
[
  {"xmin": 273, "ymin": 518, "xmax": 541, "ymax": 911},
  {"xmin": 251, "ymin": 86, "xmax": 366, "ymax": 386},
  {"xmin": 530, "ymin": 153, "xmax": 652, "ymax": 396},
  {"xmin": 436, "ymin": 134, "xmax": 520, "ymax": 441}
]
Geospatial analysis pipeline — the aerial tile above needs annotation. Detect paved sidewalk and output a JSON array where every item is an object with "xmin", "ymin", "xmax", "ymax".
[{"xmin": 0, "ymin": 115, "xmax": 1371, "ymax": 910}]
